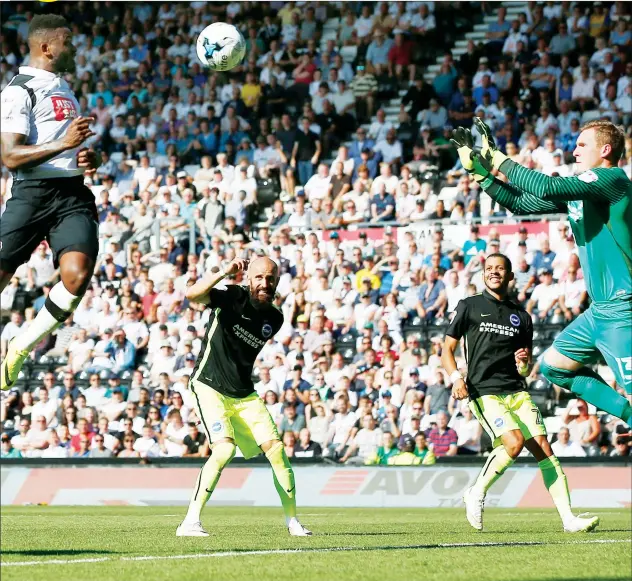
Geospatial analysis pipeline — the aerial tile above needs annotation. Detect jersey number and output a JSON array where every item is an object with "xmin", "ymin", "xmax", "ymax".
[
  {"xmin": 614, "ymin": 357, "xmax": 632, "ymax": 383},
  {"xmin": 531, "ymin": 407, "xmax": 543, "ymax": 426}
]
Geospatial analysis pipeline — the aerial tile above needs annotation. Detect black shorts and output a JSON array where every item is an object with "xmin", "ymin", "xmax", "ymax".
[{"xmin": 0, "ymin": 176, "xmax": 99, "ymax": 272}]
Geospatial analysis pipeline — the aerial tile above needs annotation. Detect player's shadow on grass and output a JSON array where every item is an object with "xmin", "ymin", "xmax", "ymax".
[{"xmin": 2, "ymin": 549, "xmax": 118, "ymax": 556}]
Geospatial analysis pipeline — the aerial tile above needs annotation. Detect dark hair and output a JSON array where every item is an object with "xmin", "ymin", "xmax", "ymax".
[
  {"xmin": 484, "ymin": 252, "xmax": 512, "ymax": 271},
  {"xmin": 28, "ymin": 15, "xmax": 70, "ymax": 41}
]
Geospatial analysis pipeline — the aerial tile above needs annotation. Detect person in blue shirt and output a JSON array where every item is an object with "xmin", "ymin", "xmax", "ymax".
[
  {"xmin": 417, "ymin": 268, "xmax": 447, "ymax": 322},
  {"xmin": 130, "ymin": 35, "xmax": 149, "ymax": 63},
  {"xmin": 531, "ymin": 238, "xmax": 556, "ymax": 273},
  {"xmin": 104, "ymin": 329, "xmax": 137, "ymax": 374},
  {"xmin": 126, "ymin": 80, "xmax": 149, "ymax": 107},
  {"xmin": 462, "ymin": 225, "xmax": 487, "ymax": 265},
  {"xmin": 219, "ymin": 119, "xmax": 247, "ymax": 153},
  {"xmin": 283, "ymin": 366, "xmax": 313, "ymax": 402},
  {"xmin": 378, "ymin": 259, "xmax": 399, "ymax": 296},
  {"xmin": 370, "ymin": 185, "xmax": 396, "ymax": 222},
  {"xmin": 88, "ymin": 80, "xmax": 114, "ymax": 108},
  {"xmin": 197, "ymin": 120, "xmax": 218, "ymax": 156},
  {"xmin": 561, "ymin": 118, "xmax": 581, "ymax": 153},
  {"xmin": 473, "ymin": 76, "xmax": 500, "ymax": 107},
  {"xmin": 32, "ymin": 283, "xmax": 52, "ymax": 313},
  {"xmin": 366, "ymin": 30, "xmax": 393, "ymax": 72},
  {"xmin": 348, "ymin": 127, "xmax": 375, "ymax": 162}
]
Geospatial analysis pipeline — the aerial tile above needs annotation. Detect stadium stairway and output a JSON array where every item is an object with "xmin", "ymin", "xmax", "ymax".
[
  {"xmin": 316, "ymin": 1, "xmax": 528, "ymax": 167},
  {"xmin": 422, "ymin": 1, "xmax": 530, "ymax": 83}
]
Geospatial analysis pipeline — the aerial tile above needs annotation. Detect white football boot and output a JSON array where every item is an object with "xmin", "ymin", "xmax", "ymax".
[
  {"xmin": 463, "ymin": 486, "xmax": 485, "ymax": 531},
  {"xmin": 176, "ymin": 520, "xmax": 209, "ymax": 537},
  {"xmin": 288, "ymin": 518, "xmax": 312, "ymax": 537},
  {"xmin": 563, "ymin": 514, "xmax": 600, "ymax": 533}
]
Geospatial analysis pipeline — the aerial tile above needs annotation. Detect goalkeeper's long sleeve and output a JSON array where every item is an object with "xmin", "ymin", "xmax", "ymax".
[
  {"xmin": 483, "ymin": 178, "xmax": 567, "ymax": 215},
  {"xmin": 498, "ymin": 160, "xmax": 630, "ymax": 204}
]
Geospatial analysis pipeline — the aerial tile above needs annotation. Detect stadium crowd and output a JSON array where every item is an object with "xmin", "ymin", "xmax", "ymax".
[{"xmin": 1, "ymin": 2, "xmax": 631, "ymax": 462}]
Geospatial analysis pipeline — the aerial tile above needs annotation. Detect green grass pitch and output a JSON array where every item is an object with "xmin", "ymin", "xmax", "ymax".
[{"xmin": 1, "ymin": 507, "xmax": 630, "ymax": 581}]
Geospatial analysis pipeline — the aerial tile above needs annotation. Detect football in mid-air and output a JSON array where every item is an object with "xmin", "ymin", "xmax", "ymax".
[{"xmin": 196, "ymin": 22, "xmax": 246, "ymax": 71}]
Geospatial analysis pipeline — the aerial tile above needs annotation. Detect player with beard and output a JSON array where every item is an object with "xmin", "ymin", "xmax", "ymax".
[
  {"xmin": 176, "ymin": 257, "xmax": 311, "ymax": 537},
  {"xmin": 1, "ymin": 15, "xmax": 99, "ymax": 390},
  {"xmin": 442, "ymin": 253, "xmax": 599, "ymax": 533}
]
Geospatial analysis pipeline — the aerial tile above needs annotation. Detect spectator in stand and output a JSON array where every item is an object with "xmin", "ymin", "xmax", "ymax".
[
  {"xmin": 427, "ymin": 411, "xmax": 458, "ymax": 457},
  {"xmin": 563, "ymin": 400, "xmax": 601, "ymax": 456},
  {"xmin": 551, "ymin": 426, "xmax": 586, "ymax": 457}
]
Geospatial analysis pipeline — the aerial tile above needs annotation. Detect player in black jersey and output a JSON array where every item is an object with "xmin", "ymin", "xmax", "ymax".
[
  {"xmin": 442, "ymin": 253, "xmax": 598, "ymax": 533},
  {"xmin": 176, "ymin": 256, "xmax": 311, "ymax": 538}
]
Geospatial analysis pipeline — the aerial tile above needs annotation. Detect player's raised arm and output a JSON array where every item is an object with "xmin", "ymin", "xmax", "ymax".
[
  {"xmin": 497, "ymin": 160, "xmax": 628, "ymax": 204},
  {"xmin": 474, "ymin": 117, "xmax": 629, "ymax": 204},
  {"xmin": 185, "ymin": 259, "xmax": 249, "ymax": 304},
  {"xmin": 483, "ymin": 177, "xmax": 567, "ymax": 215}
]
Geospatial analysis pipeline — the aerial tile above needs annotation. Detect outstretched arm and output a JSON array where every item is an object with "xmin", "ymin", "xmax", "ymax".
[
  {"xmin": 498, "ymin": 159, "xmax": 627, "ymax": 204},
  {"xmin": 483, "ymin": 177, "xmax": 567, "ymax": 214}
]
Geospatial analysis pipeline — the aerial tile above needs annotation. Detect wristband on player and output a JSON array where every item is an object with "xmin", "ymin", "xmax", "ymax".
[{"xmin": 450, "ymin": 370, "xmax": 463, "ymax": 384}]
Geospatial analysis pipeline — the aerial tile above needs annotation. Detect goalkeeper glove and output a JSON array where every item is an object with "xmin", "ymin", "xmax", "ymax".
[
  {"xmin": 473, "ymin": 116, "xmax": 507, "ymax": 170},
  {"xmin": 451, "ymin": 127, "xmax": 490, "ymax": 183}
]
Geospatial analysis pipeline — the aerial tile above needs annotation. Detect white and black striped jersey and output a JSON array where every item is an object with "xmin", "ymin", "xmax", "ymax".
[{"xmin": 0, "ymin": 66, "xmax": 83, "ymax": 180}]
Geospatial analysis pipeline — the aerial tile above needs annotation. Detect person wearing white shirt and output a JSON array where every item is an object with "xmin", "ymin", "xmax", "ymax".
[
  {"xmin": 287, "ymin": 197, "xmax": 312, "ymax": 229},
  {"xmin": 371, "ymin": 163, "xmax": 399, "ymax": 195},
  {"xmin": 534, "ymin": 108, "xmax": 558, "ymax": 138},
  {"xmin": 31, "ymin": 387, "xmax": 58, "ymax": 427},
  {"xmin": 1, "ymin": 310, "xmax": 24, "ymax": 356},
  {"xmin": 354, "ymin": 6, "xmax": 375, "ymax": 39},
  {"xmin": 444, "ymin": 270, "xmax": 467, "ymax": 314},
  {"xmin": 162, "ymin": 411, "xmax": 188, "ymax": 457},
  {"xmin": 353, "ymin": 294, "xmax": 379, "ymax": 330},
  {"xmin": 559, "ymin": 267, "xmax": 586, "ymax": 320},
  {"xmin": 543, "ymin": 152, "xmax": 572, "ymax": 177},
  {"xmin": 254, "ymin": 367, "xmax": 281, "ymax": 398},
  {"xmin": 374, "ymin": 130, "xmax": 403, "ymax": 165},
  {"xmin": 67, "ymin": 329, "xmax": 96, "ymax": 373},
  {"xmin": 82, "ymin": 382, "xmax": 108, "ymax": 409},
  {"xmin": 27, "ymin": 243, "xmax": 56, "ymax": 288},
  {"xmin": 304, "ymin": 164, "xmax": 331, "ymax": 201},
  {"xmin": 368, "ymin": 110, "xmax": 393, "ymax": 142},
  {"xmin": 551, "ymin": 427, "xmax": 586, "ymax": 457},
  {"xmin": 527, "ymin": 270, "xmax": 559, "ymax": 321},
  {"xmin": 134, "ymin": 425, "xmax": 161, "ymax": 458},
  {"xmin": 41, "ymin": 430, "xmax": 69, "ymax": 458},
  {"xmin": 132, "ymin": 157, "xmax": 157, "ymax": 192},
  {"xmin": 230, "ymin": 167, "xmax": 258, "ymax": 205},
  {"xmin": 325, "ymin": 398, "xmax": 358, "ymax": 456}
]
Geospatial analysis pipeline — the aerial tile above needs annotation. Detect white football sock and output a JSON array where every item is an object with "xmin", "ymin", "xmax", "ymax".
[{"xmin": 13, "ymin": 282, "xmax": 82, "ymax": 352}]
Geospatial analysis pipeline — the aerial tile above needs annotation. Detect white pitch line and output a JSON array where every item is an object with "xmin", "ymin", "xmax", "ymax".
[{"xmin": 1, "ymin": 539, "xmax": 629, "ymax": 568}]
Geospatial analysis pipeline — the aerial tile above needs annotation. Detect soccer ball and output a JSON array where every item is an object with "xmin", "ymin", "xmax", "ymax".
[{"xmin": 196, "ymin": 22, "xmax": 246, "ymax": 72}]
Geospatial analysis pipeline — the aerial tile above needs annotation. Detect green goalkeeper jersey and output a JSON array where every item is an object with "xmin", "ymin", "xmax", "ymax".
[{"xmin": 486, "ymin": 162, "xmax": 632, "ymax": 310}]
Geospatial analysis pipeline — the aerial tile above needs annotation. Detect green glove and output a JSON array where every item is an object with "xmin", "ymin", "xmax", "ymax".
[
  {"xmin": 473, "ymin": 116, "xmax": 507, "ymax": 170},
  {"xmin": 451, "ymin": 127, "xmax": 490, "ymax": 183}
]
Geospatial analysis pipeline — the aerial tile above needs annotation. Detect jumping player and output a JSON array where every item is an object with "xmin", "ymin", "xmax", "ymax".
[
  {"xmin": 1, "ymin": 15, "xmax": 99, "ymax": 390},
  {"xmin": 442, "ymin": 253, "xmax": 599, "ymax": 533},
  {"xmin": 451, "ymin": 119, "xmax": 631, "ymax": 425},
  {"xmin": 177, "ymin": 256, "xmax": 311, "ymax": 537}
]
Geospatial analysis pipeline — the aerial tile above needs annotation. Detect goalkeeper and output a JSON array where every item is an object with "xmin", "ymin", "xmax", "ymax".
[{"xmin": 451, "ymin": 118, "xmax": 631, "ymax": 425}]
